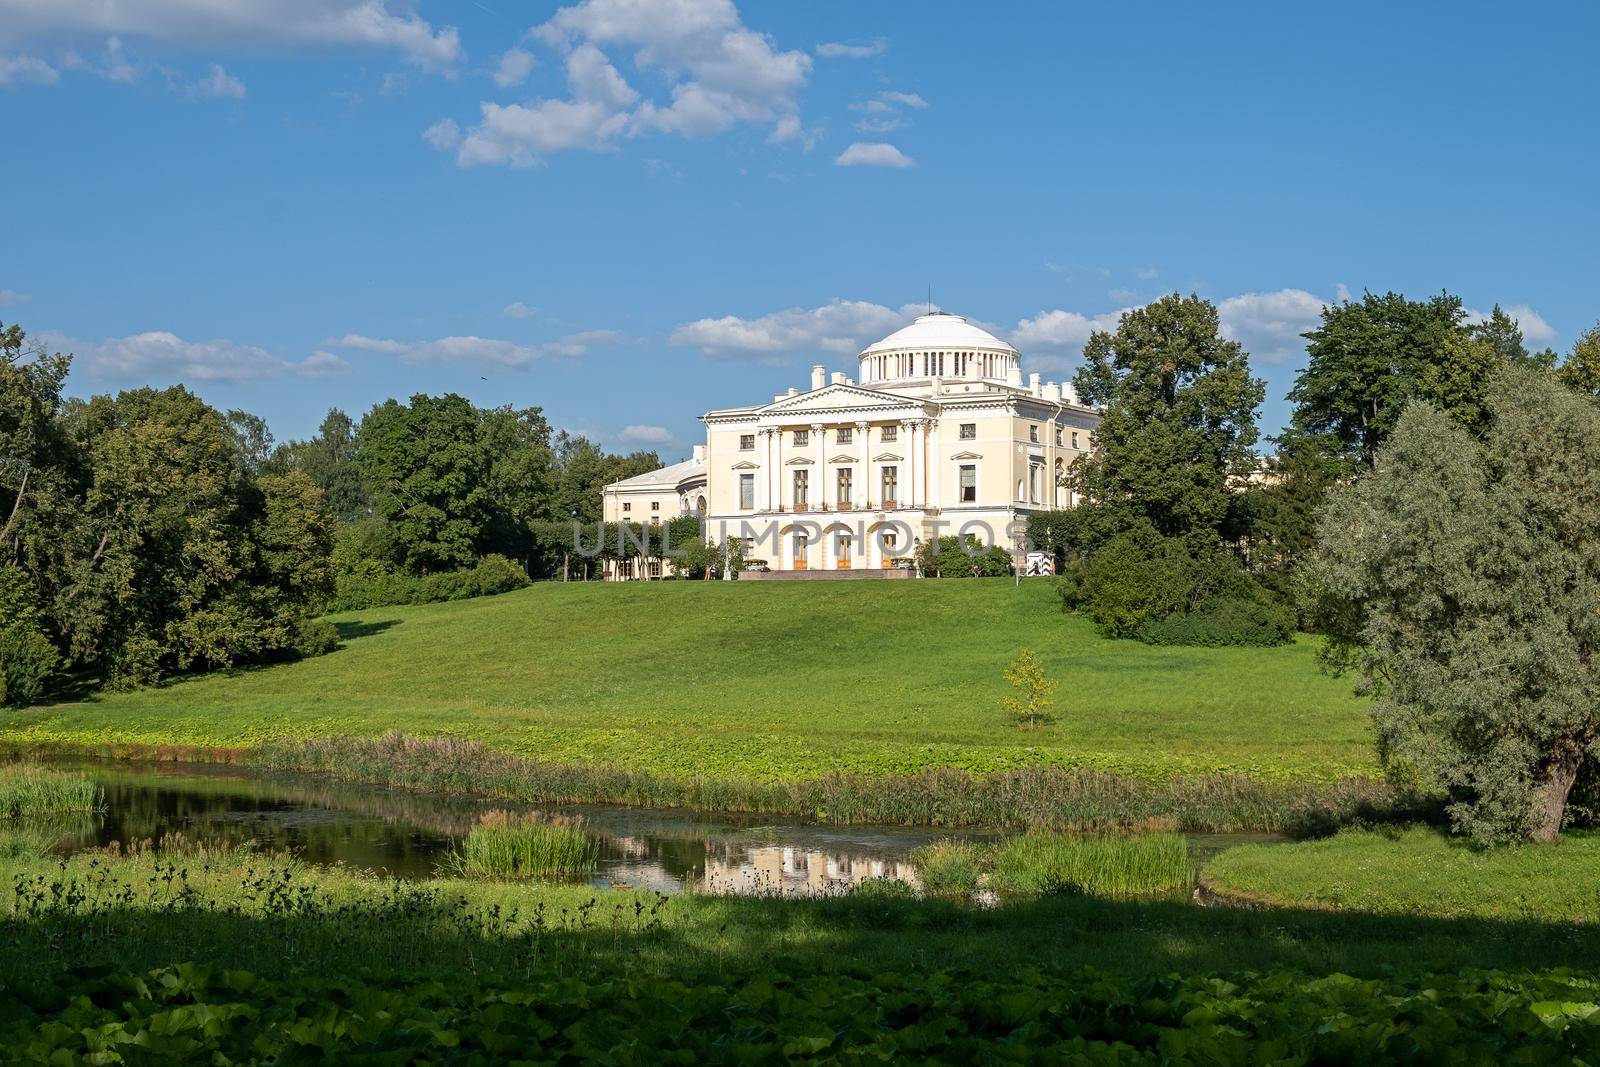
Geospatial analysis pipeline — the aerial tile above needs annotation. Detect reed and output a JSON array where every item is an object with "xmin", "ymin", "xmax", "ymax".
[
  {"xmin": 256, "ymin": 732, "xmax": 1412, "ymax": 836},
  {"xmin": 989, "ymin": 833, "xmax": 1193, "ymax": 898},
  {"xmin": 909, "ymin": 839, "xmax": 985, "ymax": 899},
  {"xmin": 0, "ymin": 765, "xmax": 103, "ymax": 819},
  {"xmin": 440, "ymin": 810, "xmax": 599, "ymax": 880}
]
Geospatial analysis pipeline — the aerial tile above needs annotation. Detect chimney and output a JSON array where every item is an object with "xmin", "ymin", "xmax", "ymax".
[
  {"xmin": 831, "ymin": 371, "xmax": 845, "ymax": 385},
  {"xmin": 1063, "ymin": 381, "xmax": 1080, "ymax": 405},
  {"xmin": 1043, "ymin": 382, "xmax": 1062, "ymax": 402},
  {"xmin": 692, "ymin": 444, "xmax": 706, "ymax": 462},
  {"xmin": 787, "ymin": 387, "xmax": 798, "ymax": 397},
  {"xmin": 1006, "ymin": 366, "xmax": 1023, "ymax": 387},
  {"xmin": 1029, "ymin": 372, "xmax": 1041, "ymax": 395}
]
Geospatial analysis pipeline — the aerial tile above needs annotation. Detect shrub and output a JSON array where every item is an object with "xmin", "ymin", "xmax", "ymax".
[
  {"xmin": 1075, "ymin": 532, "xmax": 1194, "ymax": 637},
  {"xmin": 440, "ymin": 810, "xmax": 599, "ymax": 880},
  {"xmin": 0, "ymin": 624, "xmax": 58, "ymax": 708},
  {"xmin": 910, "ymin": 839, "xmax": 985, "ymax": 899},
  {"xmin": 289, "ymin": 618, "xmax": 340, "ymax": 659},
  {"xmin": 1139, "ymin": 594, "xmax": 1296, "ymax": 647},
  {"xmin": 1001, "ymin": 649, "xmax": 1055, "ymax": 730},
  {"xmin": 989, "ymin": 833, "xmax": 1191, "ymax": 897},
  {"xmin": 915, "ymin": 535, "xmax": 1013, "ymax": 578},
  {"xmin": 327, "ymin": 554, "xmax": 530, "ymax": 612}
]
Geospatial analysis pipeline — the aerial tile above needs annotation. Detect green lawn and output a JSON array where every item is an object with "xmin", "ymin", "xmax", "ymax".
[
  {"xmin": 3, "ymin": 579, "xmax": 1373, "ymax": 783},
  {"xmin": 1204, "ymin": 826, "xmax": 1600, "ymax": 921}
]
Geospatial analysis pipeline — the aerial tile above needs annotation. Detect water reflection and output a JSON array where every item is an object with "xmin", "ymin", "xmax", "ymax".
[{"xmin": 33, "ymin": 761, "xmax": 961, "ymax": 895}]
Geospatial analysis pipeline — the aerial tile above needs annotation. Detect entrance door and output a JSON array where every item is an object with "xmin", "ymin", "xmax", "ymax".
[
  {"xmin": 792, "ymin": 531, "xmax": 809, "ymax": 570},
  {"xmin": 834, "ymin": 531, "xmax": 852, "ymax": 569}
]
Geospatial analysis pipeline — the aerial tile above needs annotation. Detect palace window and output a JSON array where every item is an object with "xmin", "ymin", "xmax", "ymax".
[
  {"xmin": 881, "ymin": 465, "xmax": 898, "ymax": 506},
  {"xmin": 880, "ymin": 424, "xmax": 897, "ymax": 442},
  {"xmin": 882, "ymin": 531, "xmax": 898, "ymax": 551},
  {"xmin": 622, "ymin": 502, "xmax": 631, "ymax": 512},
  {"xmin": 651, "ymin": 501, "xmax": 659, "ymax": 511},
  {"xmin": 1072, "ymin": 431, "xmax": 1080, "ymax": 449},
  {"xmin": 739, "ymin": 434, "xmax": 755, "ymax": 451},
  {"xmin": 1029, "ymin": 462, "xmax": 1044, "ymax": 504},
  {"xmin": 1029, "ymin": 425, "xmax": 1039, "ymax": 443},
  {"xmin": 959, "ymin": 464, "xmax": 977, "ymax": 503},
  {"xmin": 959, "ymin": 423, "xmax": 976, "ymax": 440},
  {"xmin": 1055, "ymin": 426, "xmax": 1063, "ymax": 446},
  {"xmin": 836, "ymin": 427, "xmax": 852, "ymax": 444},
  {"xmin": 738, "ymin": 473, "xmax": 754, "ymax": 510},
  {"xmin": 793, "ymin": 469, "xmax": 809, "ymax": 508},
  {"xmin": 793, "ymin": 428, "xmax": 809, "ymax": 446},
  {"xmin": 837, "ymin": 467, "xmax": 853, "ymax": 507}
]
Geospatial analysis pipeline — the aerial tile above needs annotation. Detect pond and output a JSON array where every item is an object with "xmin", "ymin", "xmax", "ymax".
[{"xmin": 16, "ymin": 761, "xmax": 1281, "ymax": 895}]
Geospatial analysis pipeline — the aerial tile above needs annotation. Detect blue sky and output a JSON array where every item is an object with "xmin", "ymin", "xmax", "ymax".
[{"xmin": 4, "ymin": 0, "xmax": 1597, "ymax": 457}]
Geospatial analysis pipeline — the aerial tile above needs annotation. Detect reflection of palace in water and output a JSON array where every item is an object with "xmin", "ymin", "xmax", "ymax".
[{"xmin": 598, "ymin": 835, "xmax": 918, "ymax": 897}]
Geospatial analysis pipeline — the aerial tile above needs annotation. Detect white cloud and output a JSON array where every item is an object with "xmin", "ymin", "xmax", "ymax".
[
  {"xmin": 815, "ymin": 40, "xmax": 885, "ymax": 59},
  {"xmin": 1335, "ymin": 282, "xmax": 1351, "ymax": 303},
  {"xmin": 1216, "ymin": 288, "xmax": 1328, "ymax": 364},
  {"xmin": 493, "ymin": 46, "xmax": 535, "ymax": 88},
  {"xmin": 877, "ymin": 90, "xmax": 926, "ymax": 109},
  {"xmin": 617, "ymin": 424, "xmax": 676, "ymax": 445},
  {"xmin": 833, "ymin": 141, "xmax": 914, "ymax": 168},
  {"xmin": 851, "ymin": 116, "xmax": 902, "ymax": 134},
  {"xmin": 328, "ymin": 328, "xmax": 619, "ymax": 367},
  {"xmin": 848, "ymin": 88, "xmax": 926, "ymax": 133},
  {"xmin": 49, "ymin": 329, "xmax": 348, "ymax": 383},
  {"xmin": 671, "ymin": 299, "xmax": 925, "ymax": 361},
  {"xmin": 1133, "ymin": 266, "xmax": 1159, "ymax": 281},
  {"xmin": 501, "ymin": 301, "xmax": 537, "ymax": 319},
  {"xmin": 1464, "ymin": 303, "xmax": 1558, "ymax": 346},
  {"xmin": 1013, "ymin": 287, "xmax": 1332, "ymax": 369},
  {"xmin": 183, "ymin": 62, "xmax": 243, "ymax": 99},
  {"xmin": 0, "ymin": 288, "xmax": 29, "ymax": 306},
  {"xmin": 0, "ymin": 52, "xmax": 57, "ymax": 87},
  {"xmin": 422, "ymin": 117, "xmax": 461, "ymax": 150},
  {"xmin": 0, "ymin": 0, "xmax": 462, "ymax": 70},
  {"xmin": 443, "ymin": 0, "xmax": 811, "ymax": 167}
]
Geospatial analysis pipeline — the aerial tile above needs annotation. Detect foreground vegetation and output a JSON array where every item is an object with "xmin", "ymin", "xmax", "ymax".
[
  {"xmin": 0, "ymin": 765, "xmax": 101, "ymax": 819},
  {"xmin": 1205, "ymin": 826, "xmax": 1600, "ymax": 921},
  {"xmin": 5, "ymin": 580, "xmax": 1373, "ymax": 786},
  {"xmin": 3, "ymin": 841, "xmax": 1600, "ymax": 1060}
]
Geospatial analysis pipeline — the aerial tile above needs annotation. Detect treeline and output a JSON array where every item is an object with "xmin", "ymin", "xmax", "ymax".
[
  {"xmin": 0, "ymin": 321, "xmax": 664, "ymax": 703},
  {"xmin": 1028, "ymin": 294, "xmax": 1600, "ymax": 649}
]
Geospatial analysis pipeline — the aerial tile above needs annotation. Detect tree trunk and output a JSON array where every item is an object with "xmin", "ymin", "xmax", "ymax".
[{"xmin": 1528, "ymin": 739, "xmax": 1586, "ymax": 843}]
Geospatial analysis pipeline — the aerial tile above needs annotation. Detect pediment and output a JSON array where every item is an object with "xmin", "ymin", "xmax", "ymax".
[
  {"xmin": 730, "ymin": 460, "xmax": 760, "ymax": 470},
  {"xmin": 873, "ymin": 452, "xmax": 902, "ymax": 462},
  {"xmin": 785, "ymin": 456, "xmax": 813, "ymax": 465},
  {"xmin": 761, "ymin": 383, "xmax": 923, "ymax": 415},
  {"xmin": 828, "ymin": 453, "xmax": 856, "ymax": 464},
  {"xmin": 950, "ymin": 450, "xmax": 983, "ymax": 460}
]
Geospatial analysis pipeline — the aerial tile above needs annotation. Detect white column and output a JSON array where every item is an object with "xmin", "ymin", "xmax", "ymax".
[
  {"xmin": 855, "ymin": 421, "xmax": 870, "ymax": 509},
  {"xmin": 903, "ymin": 420, "xmax": 918, "ymax": 508},
  {"xmin": 758, "ymin": 428, "xmax": 772, "ymax": 512},
  {"xmin": 927, "ymin": 418, "xmax": 940, "ymax": 509},
  {"xmin": 811, "ymin": 422, "xmax": 825, "ymax": 515}
]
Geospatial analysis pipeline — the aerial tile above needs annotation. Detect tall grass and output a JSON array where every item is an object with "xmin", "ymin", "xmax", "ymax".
[
  {"xmin": 910, "ymin": 839, "xmax": 985, "ymax": 899},
  {"xmin": 256, "ymin": 732, "xmax": 1411, "ymax": 836},
  {"xmin": 990, "ymin": 833, "xmax": 1193, "ymax": 898},
  {"xmin": 0, "ymin": 765, "xmax": 103, "ymax": 818},
  {"xmin": 440, "ymin": 810, "xmax": 599, "ymax": 880}
]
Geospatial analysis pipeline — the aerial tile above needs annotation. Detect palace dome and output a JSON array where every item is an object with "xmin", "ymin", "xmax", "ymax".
[{"xmin": 858, "ymin": 311, "xmax": 1020, "ymax": 385}]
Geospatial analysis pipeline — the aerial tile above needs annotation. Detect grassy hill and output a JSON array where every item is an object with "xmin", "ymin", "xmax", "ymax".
[{"xmin": 3, "ymin": 579, "xmax": 1373, "ymax": 783}]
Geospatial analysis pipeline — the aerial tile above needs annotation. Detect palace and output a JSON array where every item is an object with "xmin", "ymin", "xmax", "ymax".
[{"xmin": 601, "ymin": 311, "xmax": 1099, "ymax": 577}]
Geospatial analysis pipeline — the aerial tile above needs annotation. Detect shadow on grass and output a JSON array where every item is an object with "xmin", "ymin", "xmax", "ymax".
[
  {"xmin": 333, "ymin": 618, "xmax": 403, "ymax": 643},
  {"xmin": 6, "ymin": 882, "xmax": 1600, "ymax": 989}
]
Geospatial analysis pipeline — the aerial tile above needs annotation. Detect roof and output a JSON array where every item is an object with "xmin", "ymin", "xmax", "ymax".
[
  {"xmin": 861, "ymin": 312, "xmax": 1018, "ymax": 357},
  {"xmin": 602, "ymin": 455, "xmax": 706, "ymax": 493}
]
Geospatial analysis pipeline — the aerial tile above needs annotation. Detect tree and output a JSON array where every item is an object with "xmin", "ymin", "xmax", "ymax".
[
  {"xmin": 224, "ymin": 409, "xmax": 275, "ymax": 475},
  {"xmin": 1290, "ymin": 291, "xmax": 1496, "ymax": 466},
  {"xmin": 1555, "ymin": 321, "xmax": 1600, "ymax": 398},
  {"xmin": 1247, "ymin": 430, "xmax": 1353, "ymax": 603},
  {"xmin": 275, "ymin": 409, "xmax": 368, "ymax": 522},
  {"xmin": 1070, "ymin": 294, "xmax": 1265, "ymax": 556},
  {"xmin": 0, "ymin": 322, "xmax": 72, "ymax": 565},
  {"xmin": 478, "ymin": 404, "xmax": 555, "ymax": 569},
  {"xmin": 1001, "ymin": 650, "xmax": 1055, "ymax": 730},
  {"xmin": 356, "ymin": 394, "xmax": 491, "ymax": 573},
  {"xmin": 1313, "ymin": 367, "xmax": 1600, "ymax": 844}
]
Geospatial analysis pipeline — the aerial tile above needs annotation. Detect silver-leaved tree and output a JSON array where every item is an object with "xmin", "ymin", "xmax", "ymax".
[{"xmin": 1314, "ymin": 366, "xmax": 1600, "ymax": 844}]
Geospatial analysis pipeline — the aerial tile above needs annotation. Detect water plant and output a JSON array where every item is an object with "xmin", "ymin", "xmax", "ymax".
[
  {"xmin": 989, "ymin": 832, "xmax": 1192, "ymax": 897},
  {"xmin": 909, "ymin": 839, "xmax": 985, "ymax": 899},
  {"xmin": 439, "ymin": 810, "xmax": 599, "ymax": 880},
  {"xmin": 0, "ymin": 765, "xmax": 103, "ymax": 819}
]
